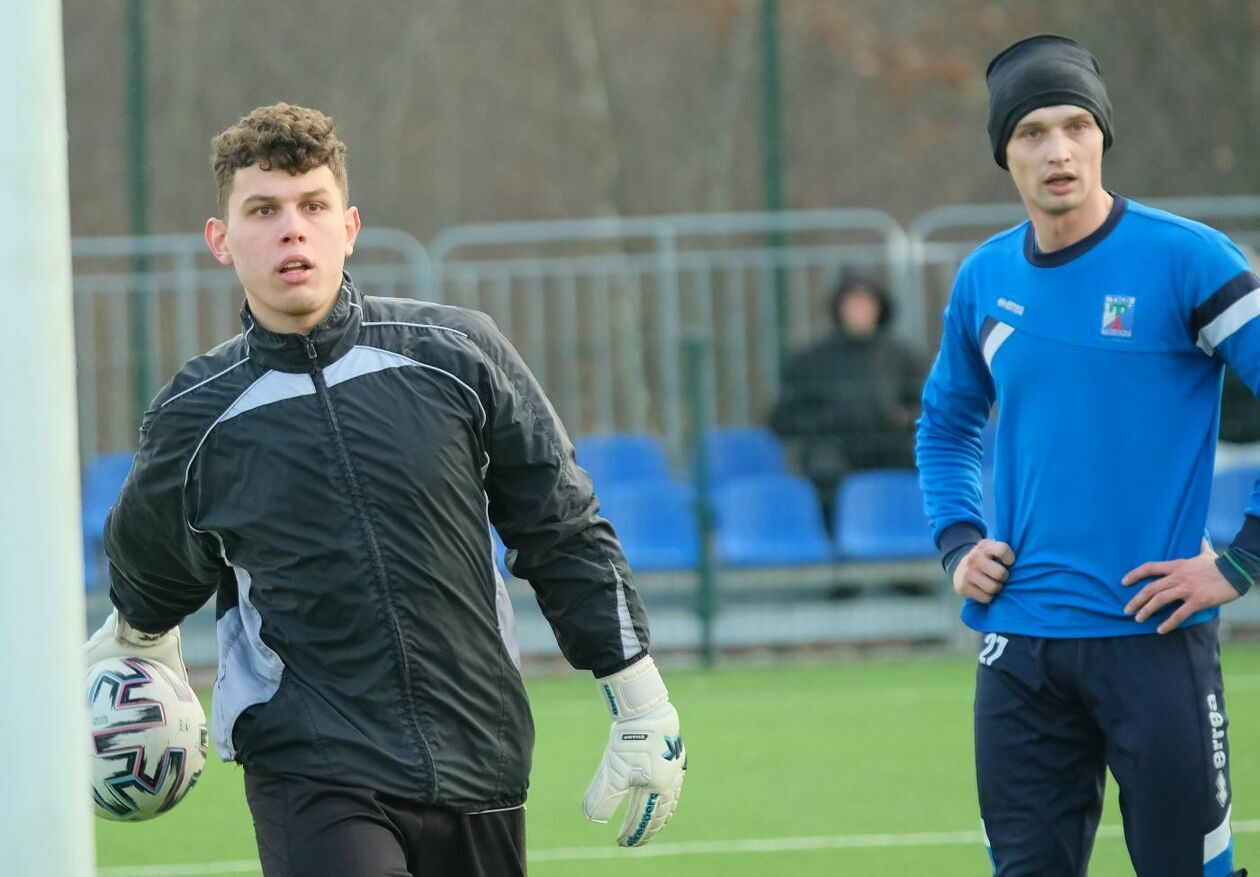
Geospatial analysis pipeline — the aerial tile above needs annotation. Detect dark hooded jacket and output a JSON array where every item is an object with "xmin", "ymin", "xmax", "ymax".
[{"xmin": 770, "ymin": 281, "xmax": 927, "ymax": 484}]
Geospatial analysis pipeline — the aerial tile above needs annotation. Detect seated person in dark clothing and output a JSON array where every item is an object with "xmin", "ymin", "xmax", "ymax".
[{"xmin": 770, "ymin": 275, "xmax": 927, "ymax": 528}]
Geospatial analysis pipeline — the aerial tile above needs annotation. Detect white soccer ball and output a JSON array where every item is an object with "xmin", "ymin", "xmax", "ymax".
[{"xmin": 86, "ymin": 656, "xmax": 207, "ymax": 821}]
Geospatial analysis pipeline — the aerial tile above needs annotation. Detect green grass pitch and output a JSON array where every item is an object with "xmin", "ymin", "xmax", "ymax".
[{"xmin": 96, "ymin": 645, "xmax": 1260, "ymax": 876}]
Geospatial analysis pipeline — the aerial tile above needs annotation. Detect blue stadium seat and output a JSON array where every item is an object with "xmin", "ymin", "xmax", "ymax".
[
  {"xmin": 702, "ymin": 427, "xmax": 788, "ymax": 489},
  {"xmin": 574, "ymin": 433, "xmax": 671, "ymax": 490},
  {"xmin": 81, "ymin": 451, "xmax": 135, "ymax": 589},
  {"xmin": 597, "ymin": 481, "xmax": 699, "ymax": 572},
  {"xmin": 834, "ymin": 469, "xmax": 936, "ymax": 560},
  {"xmin": 1207, "ymin": 466, "xmax": 1260, "ymax": 546},
  {"xmin": 714, "ymin": 474, "xmax": 832, "ymax": 567}
]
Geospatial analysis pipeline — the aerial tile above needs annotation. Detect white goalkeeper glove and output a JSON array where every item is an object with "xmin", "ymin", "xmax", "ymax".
[
  {"xmin": 84, "ymin": 609, "xmax": 189, "ymax": 685},
  {"xmin": 583, "ymin": 655, "xmax": 686, "ymax": 847}
]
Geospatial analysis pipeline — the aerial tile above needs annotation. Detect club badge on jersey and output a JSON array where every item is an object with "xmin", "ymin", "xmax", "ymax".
[{"xmin": 1101, "ymin": 294, "xmax": 1136, "ymax": 337}]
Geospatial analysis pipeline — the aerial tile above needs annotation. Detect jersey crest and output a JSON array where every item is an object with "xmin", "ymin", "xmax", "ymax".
[{"xmin": 1101, "ymin": 294, "xmax": 1136, "ymax": 337}]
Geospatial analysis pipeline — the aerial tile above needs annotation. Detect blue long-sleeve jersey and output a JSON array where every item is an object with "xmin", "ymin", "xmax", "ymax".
[{"xmin": 917, "ymin": 196, "xmax": 1260, "ymax": 637}]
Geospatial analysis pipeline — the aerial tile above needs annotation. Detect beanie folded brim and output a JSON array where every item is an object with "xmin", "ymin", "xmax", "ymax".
[{"xmin": 995, "ymin": 90, "xmax": 1114, "ymax": 169}]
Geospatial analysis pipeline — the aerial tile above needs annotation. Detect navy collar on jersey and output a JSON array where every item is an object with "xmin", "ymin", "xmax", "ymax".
[
  {"xmin": 240, "ymin": 272, "xmax": 363, "ymax": 373},
  {"xmin": 1023, "ymin": 193, "xmax": 1128, "ymax": 268}
]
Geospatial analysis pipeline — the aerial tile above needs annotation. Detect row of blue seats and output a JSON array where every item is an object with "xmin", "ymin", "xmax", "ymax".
[
  {"xmin": 568, "ymin": 428, "xmax": 935, "ymax": 571},
  {"xmin": 79, "ymin": 445, "xmax": 1260, "ymax": 585},
  {"xmin": 576, "ymin": 425, "xmax": 999, "ymax": 490},
  {"xmin": 497, "ymin": 460, "xmax": 1260, "ymax": 574},
  {"xmin": 595, "ymin": 470, "xmax": 934, "ymax": 571},
  {"xmin": 575, "ymin": 428, "xmax": 789, "ymax": 490}
]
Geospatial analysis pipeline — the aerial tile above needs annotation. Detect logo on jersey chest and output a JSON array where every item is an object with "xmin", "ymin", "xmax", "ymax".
[
  {"xmin": 997, "ymin": 297, "xmax": 1025, "ymax": 317},
  {"xmin": 1101, "ymin": 295, "xmax": 1136, "ymax": 337}
]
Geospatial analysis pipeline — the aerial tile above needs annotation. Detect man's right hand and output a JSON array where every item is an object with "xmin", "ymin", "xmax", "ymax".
[
  {"xmin": 952, "ymin": 540, "xmax": 1015, "ymax": 604},
  {"xmin": 584, "ymin": 656, "xmax": 686, "ymax": 847},
  {"xmin": 84, "ymin": 609, "xmax": 189, "ymax": 684}
]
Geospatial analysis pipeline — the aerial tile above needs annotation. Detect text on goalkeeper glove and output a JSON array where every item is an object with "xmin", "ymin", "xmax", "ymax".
[{"xmin": 583, "ymin": 656, "xmax": 687, "ymax": 847}]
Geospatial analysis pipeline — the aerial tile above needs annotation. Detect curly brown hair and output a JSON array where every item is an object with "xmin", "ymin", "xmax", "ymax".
[{"xmin": 210, "ymin": 102, "xmax": 348, "ymax": 215}]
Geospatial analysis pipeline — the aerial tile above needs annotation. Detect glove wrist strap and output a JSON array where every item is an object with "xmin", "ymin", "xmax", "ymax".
[
  {"xmin": 116, "ymin": 614, "xmax": 170, "ymax": 646},
  {"xmin": 595, "ymin": 655, "xmax": 667, "ymax": 720}
]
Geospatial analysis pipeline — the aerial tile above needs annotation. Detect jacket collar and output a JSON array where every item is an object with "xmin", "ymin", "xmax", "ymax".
[{"xmin": 241, "ymin": 273, "xmax": 363, "ymax": 373}]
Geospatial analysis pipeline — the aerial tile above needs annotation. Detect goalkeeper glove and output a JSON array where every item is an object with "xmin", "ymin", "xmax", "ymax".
[
  {"xmin": 583, "ymin": 655, "xmax": 686, "ymax": 846},
  {"xmin": 84, "ymin": 609, "xmax": 189, "ymax": 685}
]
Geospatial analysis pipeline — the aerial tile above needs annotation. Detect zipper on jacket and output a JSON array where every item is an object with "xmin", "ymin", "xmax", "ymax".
[{"xmin": 302, "ymin": 336, "xmax": 436, "ymax": 795}]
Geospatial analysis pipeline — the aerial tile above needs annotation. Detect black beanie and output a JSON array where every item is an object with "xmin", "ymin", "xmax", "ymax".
[{"xmin": 986, "ymin": 34, "xmax": 1114, "ymax": 169}]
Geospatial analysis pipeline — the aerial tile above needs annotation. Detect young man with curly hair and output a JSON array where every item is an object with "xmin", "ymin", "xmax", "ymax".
[{"xmin": 85, "ymin": 102, "xmax": 686, "ymax": 876}]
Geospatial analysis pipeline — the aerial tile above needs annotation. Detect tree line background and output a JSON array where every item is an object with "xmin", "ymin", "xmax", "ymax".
[{"xmin": 62, "ymin": 0, "xmax": 1260, "ymax": 240}]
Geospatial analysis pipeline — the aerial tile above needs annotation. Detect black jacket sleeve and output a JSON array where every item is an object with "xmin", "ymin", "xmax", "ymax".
[
  {"xmin": 103, "ymin": 404, "xmax": 224, "ymax": 634},
  {"xmin": 465, "ymin": 311, "xmax": 649, "ymax": 675}
]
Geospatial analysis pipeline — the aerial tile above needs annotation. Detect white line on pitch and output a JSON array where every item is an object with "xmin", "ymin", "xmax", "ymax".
[
  {"xmin": 95, "ymin": 819, "xmax": 1260, "ymax": 875},
  {"xmin": 97, "ymin": 866, "xmax": 261, "ymax": 877}
]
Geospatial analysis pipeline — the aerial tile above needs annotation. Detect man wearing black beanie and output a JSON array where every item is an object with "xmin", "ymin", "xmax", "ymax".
[
  {"xmin": 917, "ymin": 34, "xmax": 1256, "ymax": 877},
  {"xmin": 985, "ymin": 34, "xmax": 1114, "ymax": 170}
]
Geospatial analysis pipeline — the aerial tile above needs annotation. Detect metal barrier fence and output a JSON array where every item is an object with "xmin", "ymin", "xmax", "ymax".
[
  {"xmin": 75, "ymin": 197, "xmax": 1260, "ymax": 463},
  {"xmin": 431, "ymin": 209, "xmax": 909, "ymax": 464}
]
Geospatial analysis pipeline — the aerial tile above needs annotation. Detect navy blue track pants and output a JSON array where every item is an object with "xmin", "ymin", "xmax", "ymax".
[{"xmin": 974, "ymin": 620, "xmax": 1237, "ymax": 877}]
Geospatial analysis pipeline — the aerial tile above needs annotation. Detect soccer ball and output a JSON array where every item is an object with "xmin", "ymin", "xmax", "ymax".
[{"xmin": 86, "ymin": 656, "xmax": 207, "ymax": 821}]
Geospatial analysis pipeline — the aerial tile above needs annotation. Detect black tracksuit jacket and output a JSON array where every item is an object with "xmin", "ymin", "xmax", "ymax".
[{"xmin": 104, "ymin": 277, "xmax": 649, "ymax": 812}]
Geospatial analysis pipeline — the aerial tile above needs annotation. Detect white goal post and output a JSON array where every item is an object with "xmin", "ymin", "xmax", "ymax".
[{"xmin": 0, "ymin": 2, "xmax": 95, "ymax": 874}]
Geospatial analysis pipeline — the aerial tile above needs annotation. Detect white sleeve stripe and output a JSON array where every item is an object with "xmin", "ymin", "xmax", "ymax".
[
  {"xmin": 982, "ymin": 322, "xmax": 1014, "ymax": 369},
  {"xmin": 612, "ymin": 561, "xmax": 641, "ymax": 659},
  {"xmin": 1197, "ymin": 288, "xmax": 1260, "ymax": 355},
  {"xmin": 361, "ymin": 320, "xmax": 469, "ymax": 338},
  {"xmin": 1204, "ymin": 804, "xmax": 1232, "ymax": 863}
]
